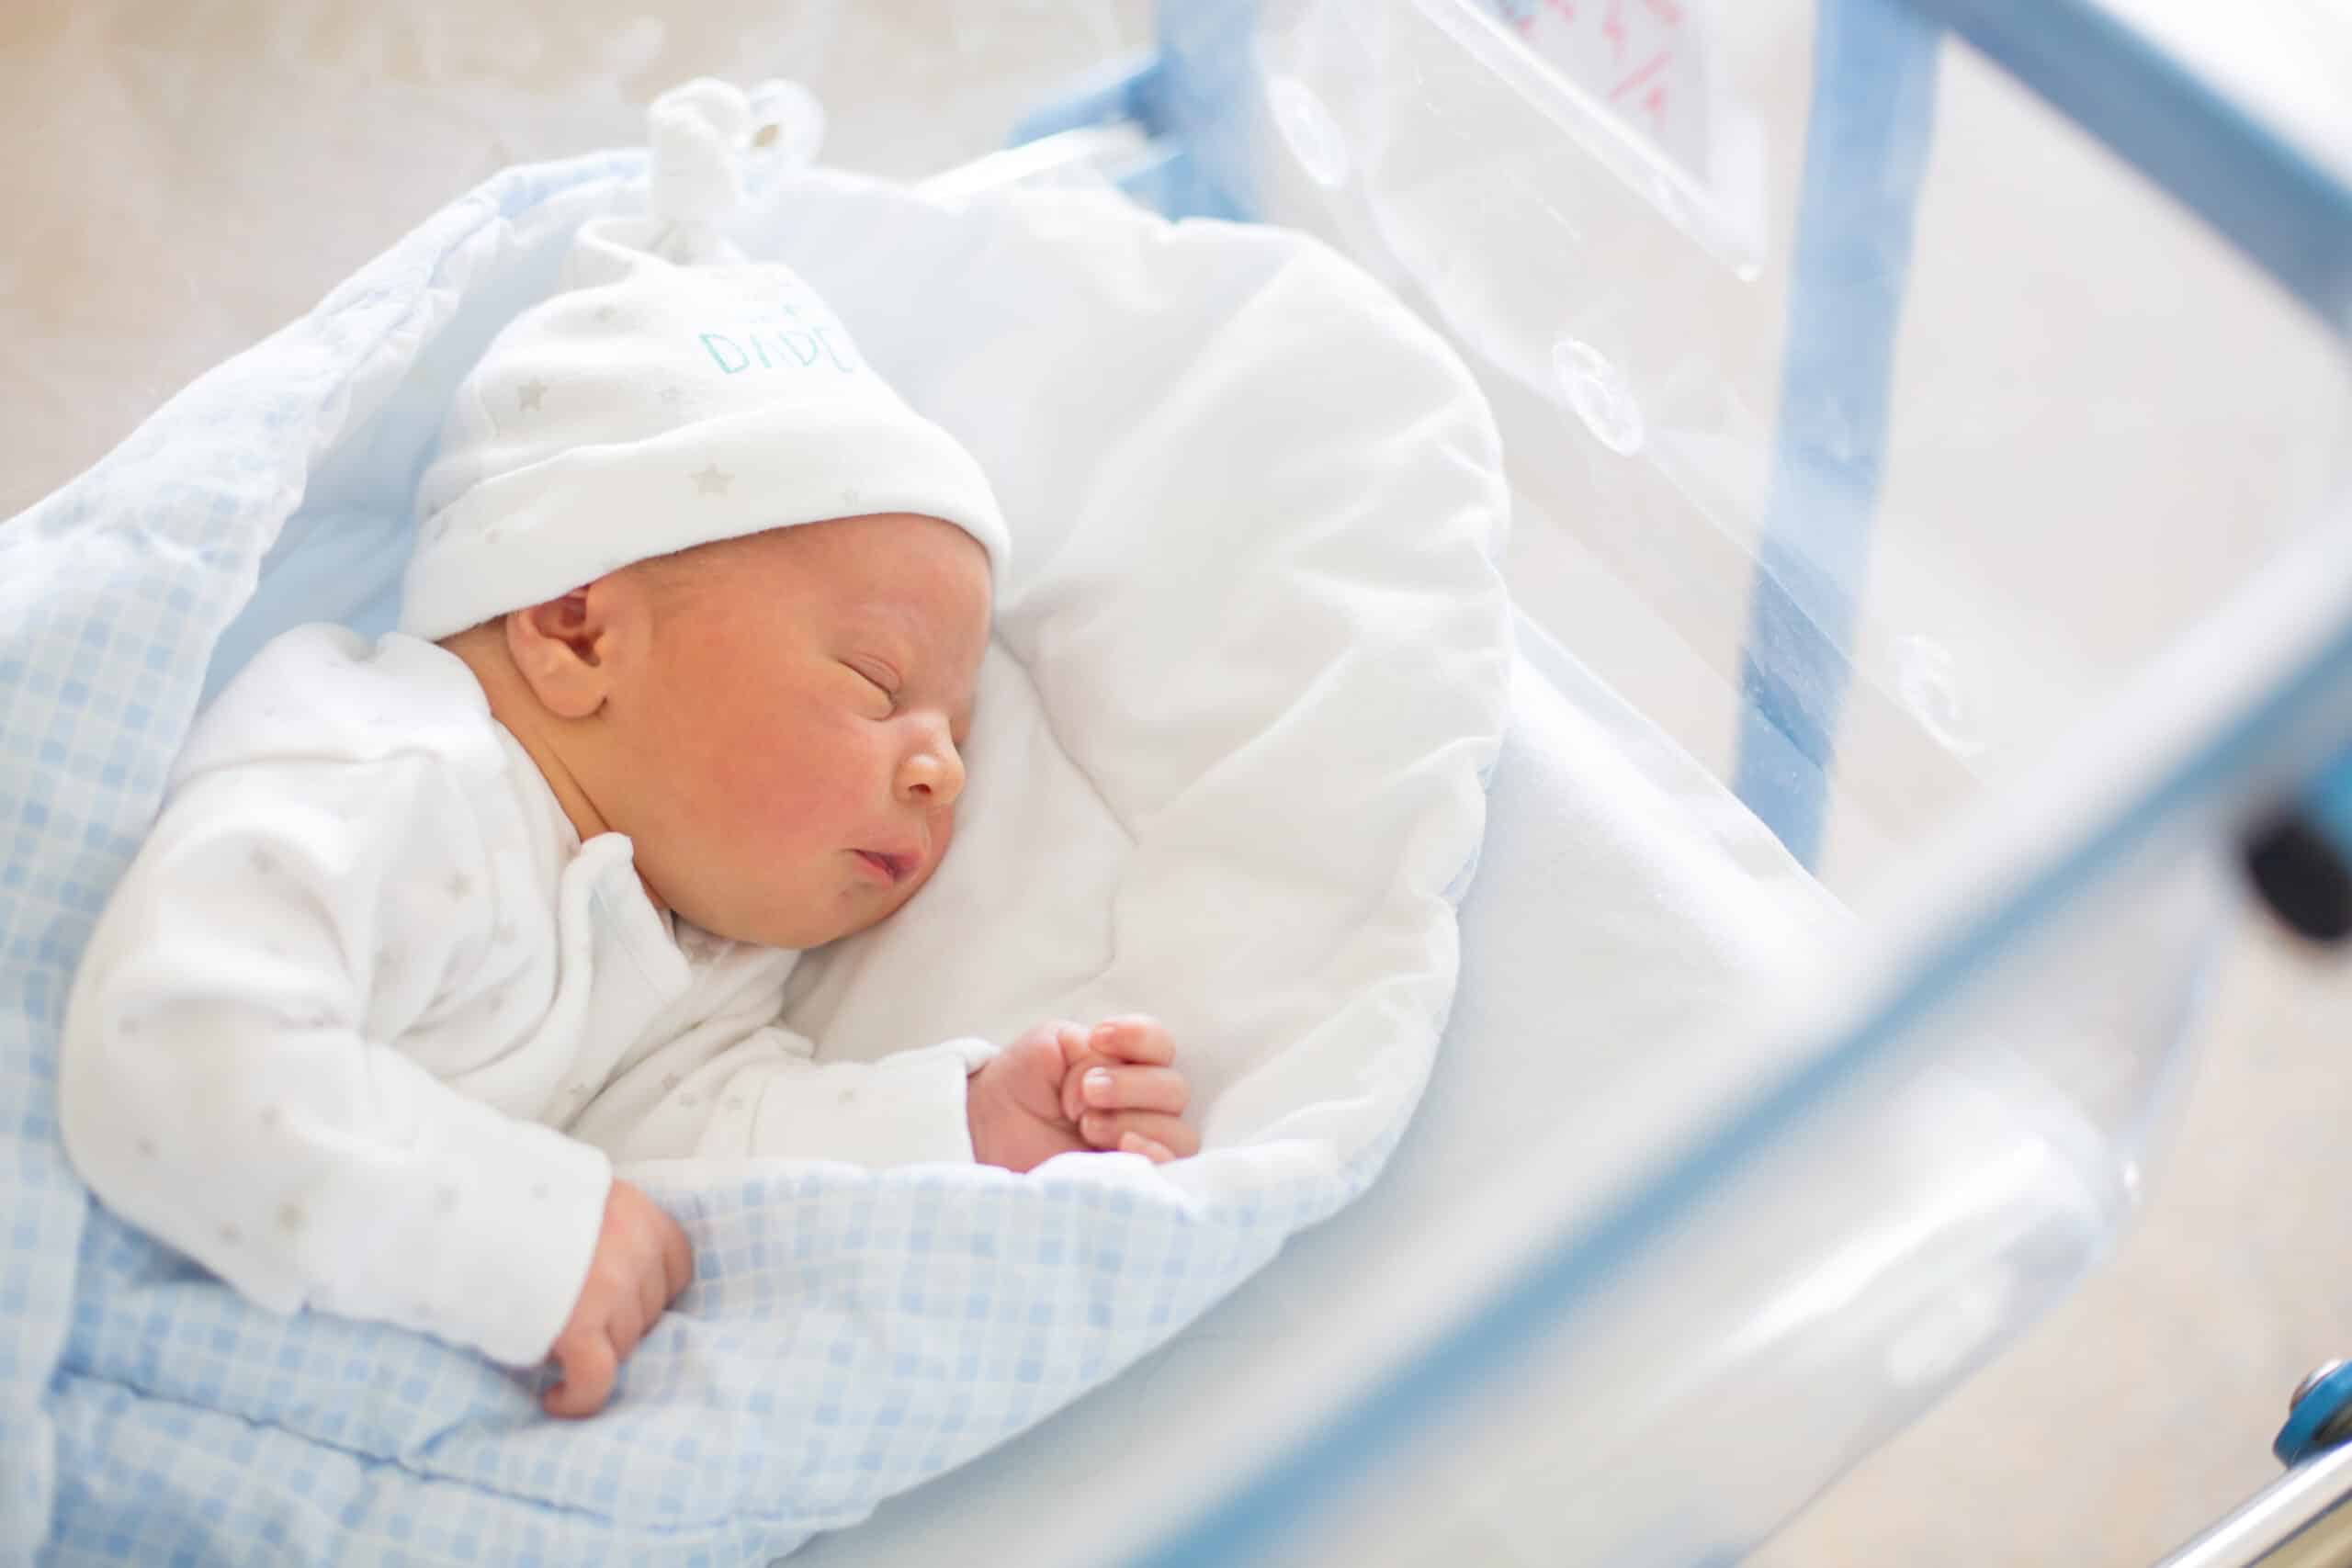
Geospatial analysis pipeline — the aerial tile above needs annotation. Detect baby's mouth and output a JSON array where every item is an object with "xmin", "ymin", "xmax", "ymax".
[{"xmin": 854, "ymin": 849, "xmax": 912, "ymax": 884}]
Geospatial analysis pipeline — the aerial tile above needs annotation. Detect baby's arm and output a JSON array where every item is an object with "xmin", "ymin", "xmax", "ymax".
[
  {"xmin": 571, "ymin": 1003, "xmax": 996, "ymax": 1169},
  {"xmin": 572, "ymin": 1000, "xmax": 1201, "ymax": 1173},
  {"xmin": 60, "ymin": 753, "xmax": 612, "ymax": 1371}
]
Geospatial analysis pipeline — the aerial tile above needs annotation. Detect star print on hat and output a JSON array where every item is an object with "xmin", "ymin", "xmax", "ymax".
[{"xmin": 397, "ymin": 77, "xmax": 1009, "ymax": 644}]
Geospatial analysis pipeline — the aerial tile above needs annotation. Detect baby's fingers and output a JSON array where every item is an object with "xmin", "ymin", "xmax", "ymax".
[
  {"xmin": 544, "ymin": 1327, "xmax": 617, "ymax": 1419},
  {"xmin": 1089, "ymin": 1016, "xmax": 1175, "ymax": 1067},
  {"xmin": 1079, "ymin": 1111, "xmax": 1199, "ymax": 1161},
  {"xmin": 637, "ymin": 1258, "xmax": 671, "ymax": 1339},
  {"xmin": 659, "ymin": 1216, "xmax": 695, "ymax": 1305},
  {"xmin": 1079, "ymin": 1064, "xmax": 1189, "ymax": 1116},
  {"xmin": 1046, "ymin": 1021, "xmax": 1092, "ymax": 1071}
]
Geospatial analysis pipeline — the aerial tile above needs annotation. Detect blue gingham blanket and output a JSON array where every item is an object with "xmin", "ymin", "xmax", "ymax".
[{"xmin": 0, "ymin": 147, "xmax": 1509, "ymax": 1562}]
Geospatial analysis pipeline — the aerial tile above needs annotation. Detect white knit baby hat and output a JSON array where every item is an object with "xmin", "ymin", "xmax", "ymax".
[{"xmin": 399, "ymin": 78, "xmax": 1010, "ymax": 643}]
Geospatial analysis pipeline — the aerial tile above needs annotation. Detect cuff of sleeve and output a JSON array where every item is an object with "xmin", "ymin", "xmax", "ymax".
[
  {"xmin": 413, "ymin": 1093, "xmax": 613, "ymax": 1367},
  {"xmin": 748, "ymin": 1037, "xmax": 997, "ymax": 1168}
]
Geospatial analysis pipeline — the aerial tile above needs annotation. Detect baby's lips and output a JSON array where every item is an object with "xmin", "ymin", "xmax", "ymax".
[
  {"xmin": 859, "ymin": 834, "xmax": 932, "ymax": 883},
  {"xmin": 853, "ymin": 847, "xmax": 916, "ymax": 883}
]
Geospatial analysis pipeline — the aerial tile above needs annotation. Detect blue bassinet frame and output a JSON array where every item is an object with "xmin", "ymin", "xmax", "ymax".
[
  {"xmin": 1014, "ymin": 0, "xmax": 2352, "ymax": 870},
  {"xmin": 1012, "ymin": 0, "xmax": 2352, "ymax": 1562}
]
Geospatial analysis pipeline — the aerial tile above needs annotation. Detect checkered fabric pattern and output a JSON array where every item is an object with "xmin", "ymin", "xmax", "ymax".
[{"xmin": 0, "ymin": 152, "xmax": 1433, "ymax": 1562}]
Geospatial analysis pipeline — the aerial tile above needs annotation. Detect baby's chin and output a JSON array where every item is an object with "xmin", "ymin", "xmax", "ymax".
[
  {"xmin": 824, "ymin": 879, "xmax": 933, "ymax": 945},
  {"xmin": 686, "ymin": 892, "xmax": 906, "ymax": 953},
  {"xmin": 666, "ymin": 852, "xmax": 941, "ymax": 951}
]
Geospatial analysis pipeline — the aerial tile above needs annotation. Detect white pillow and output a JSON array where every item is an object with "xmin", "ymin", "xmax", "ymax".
[{"xmin": 753, "ymin": 176, "xmax": 1514, "ymax": 1194}]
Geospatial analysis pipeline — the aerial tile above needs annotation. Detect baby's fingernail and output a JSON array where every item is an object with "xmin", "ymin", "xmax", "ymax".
[{"xmin": 1084, "ymin": 1068, "xmax": 1113, "ymax": 1104}]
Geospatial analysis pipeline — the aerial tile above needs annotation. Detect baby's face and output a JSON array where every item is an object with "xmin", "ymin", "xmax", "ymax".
[{"xmin": 619, "ymin": 513, "xmax": 990, "ymax": 951}]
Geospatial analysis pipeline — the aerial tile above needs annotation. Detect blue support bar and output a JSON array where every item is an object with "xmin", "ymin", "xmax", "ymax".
[
  {"xmin": 1007, "ymin": 0, "xmax": 1261, "ymax": 220},
  {"xmin": 1097, "ymin": 0, "xmax": 2352, "ymax": 1556},
  {"xmin": 1731, "ymin": 0, "xmax": 2352, "ymax": 867},
  {"xmin": 1122, "ymin": 527, "xmax": 2352, "ymax": 1564},
  {"xmin": 1905, "ymin": 0, "xmax": 2352, "ymax": 337},
  {"xmin": 1008, "ymin": 54, "xmax": 1164, "ymax": 146},
  {"xmin": 1729, "ymin": 0, "xmax": 1943, "ymax": 867}
]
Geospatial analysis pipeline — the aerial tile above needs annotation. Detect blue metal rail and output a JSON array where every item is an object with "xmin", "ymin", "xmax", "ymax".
[
  {"xmin": 1012, "ymin": 0, "xmax": 2352, "ymax": 1561},
  {"xmin": 1020, "ymin": 0, "xmax": 2352, "ymax": 870}
]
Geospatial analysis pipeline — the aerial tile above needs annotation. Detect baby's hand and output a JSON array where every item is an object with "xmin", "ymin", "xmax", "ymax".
[
  {"xmin": 1057, "ymin": 1016, "xmax": 1198, "ymax": 1162},
  {"xmin": 967, "ymin": 1017, "xmax": 1199, "ymax": 1173},
  {"xmin": 543, "ymin": 1179, "xmax": 693, "ymax": 1419}
]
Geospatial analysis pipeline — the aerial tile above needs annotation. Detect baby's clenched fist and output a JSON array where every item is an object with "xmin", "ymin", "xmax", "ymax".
[
  {"xmin": 967, "ymin": 1015, "xmax": 1199, "ymax": 1173},
  {"xmin": 543, "ymin": 1179, "xmax": 692, "ymax": 1418}
]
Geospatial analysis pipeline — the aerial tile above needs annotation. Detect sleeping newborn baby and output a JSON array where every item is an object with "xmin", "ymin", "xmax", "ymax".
[{"xmin": 57, "ymin": 213, "xmax": 1199, "ymax": 1419}]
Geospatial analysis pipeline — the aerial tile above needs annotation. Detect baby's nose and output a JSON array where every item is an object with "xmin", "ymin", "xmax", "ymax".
[{"xmin": 899, "ymin": 736, "xmax": 966, "ymax": 807}]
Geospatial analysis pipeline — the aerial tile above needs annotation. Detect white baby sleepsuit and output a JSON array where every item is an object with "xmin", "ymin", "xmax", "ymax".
[{"xmin": 59, "ymin": 624, "xmax": 992, "ymax": 1368}]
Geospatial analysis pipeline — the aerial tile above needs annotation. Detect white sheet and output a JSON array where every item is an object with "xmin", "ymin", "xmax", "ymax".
[{"xmin": 793, "ymin": 615, "xmax": 1847, "ymax": 1564}]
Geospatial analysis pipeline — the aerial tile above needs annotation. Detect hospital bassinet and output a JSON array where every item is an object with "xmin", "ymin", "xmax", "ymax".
[
  {"xmin": 867, "ymin": 1, "xmax": 2352, "ymax": 1563},
  {"xmin": 4, "ymin": 1, "xmax": 2351, "ymax": 1564}
]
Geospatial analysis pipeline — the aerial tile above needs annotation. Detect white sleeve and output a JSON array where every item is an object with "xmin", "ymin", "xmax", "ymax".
[
  {"xmin": 58, "ymin": 754, "xmax": 610, "ymax": 1369},
  {"xmin": 585, "ymin": 1022, "xmax": 1000, "ymax": 1168}
]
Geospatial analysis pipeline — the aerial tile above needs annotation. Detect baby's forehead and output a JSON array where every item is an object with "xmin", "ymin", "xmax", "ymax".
[
  {"xmin": 804, "ymin": 516, "xmax": 990, "ymax": 606},
  {"xmin": 746, "ymin": 517, "xmax": 991, "ymax": 659}
]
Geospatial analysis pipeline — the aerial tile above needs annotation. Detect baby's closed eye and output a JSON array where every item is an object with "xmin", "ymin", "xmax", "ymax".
[{"xmin": 842, "ymin": 660, "xmax": 896, "ymax": 713}]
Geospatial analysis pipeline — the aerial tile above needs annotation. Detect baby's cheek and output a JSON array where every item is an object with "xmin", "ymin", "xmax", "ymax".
[
  {"xmin": 712, "ymin": 707, "xmax": 839, "ymax": 814},
  {"xmin": 695, "ymin": 760, "xmax": 819, "ymax": 873}
]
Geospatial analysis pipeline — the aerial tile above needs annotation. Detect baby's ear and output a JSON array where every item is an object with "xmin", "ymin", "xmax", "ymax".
[{"xmin": 503, "ymin": 577, "xmax": 644, "ymax": 719}]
